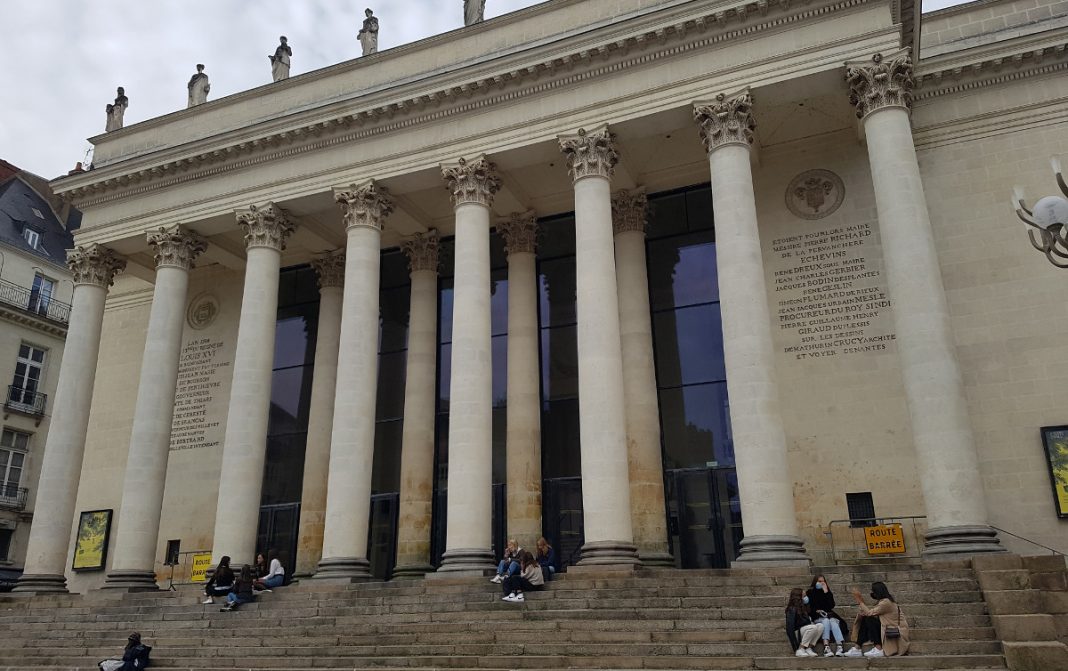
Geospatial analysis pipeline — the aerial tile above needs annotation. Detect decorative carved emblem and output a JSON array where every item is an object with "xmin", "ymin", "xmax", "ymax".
[
  {"xmin": 441, "ymin": 156, "xmax": 501, "ymax": 207},
  {"xmin": 66, "ymin": 244, "xmax": 126, "ymax": 288},
  {"xmin": 334, "ymin": 179, "xmax": 394, "ymax": 231},
  {"xmin": 845, "ymin": 50, "xmax": 914, "ymax": 120},
  {"xmin": 237, "ymin": 202, "xmax": 295, "ymax": 250},
  {"xmin": 147, "ymin": 225, "xmax": 207, "ymax": 270},
  {"xmin": 611, "ymin": 189, "xmax": 648, "ymax": 235},
  {"xmin": 401, "ymin": 230, "xmax": 441, "ymax": 273},
  {"xmin": 693, "ymin": 91, "xmax": 756, "ymax": 153},
  {"xmin": 559, "ymin": 125, "xmax": 618, "ymax": 181},
  {"xmin": 497, "ymin": 211, "xmax": 538, "ymax": 256},
  {"xmin": 186, "ymin": 292, "xmax": 220, "ymax": 330},
  {"xmin": 785, "ymin": 170, "xmax": 845, "ymax": 220},
  {"xmin": 310, "ymin": 251, "xmax": 346, "ymax": 289}
]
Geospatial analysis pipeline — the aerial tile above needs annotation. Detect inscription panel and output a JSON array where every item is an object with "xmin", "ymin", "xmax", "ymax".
[{"xmin": 169, "ymin": 336, "xmax": 231, "ymax": 450}]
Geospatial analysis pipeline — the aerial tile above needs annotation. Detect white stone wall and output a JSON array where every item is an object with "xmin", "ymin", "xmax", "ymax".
[{"xmin": 921, "ymin": 0, "xmax": 1068, "ymax": 56}]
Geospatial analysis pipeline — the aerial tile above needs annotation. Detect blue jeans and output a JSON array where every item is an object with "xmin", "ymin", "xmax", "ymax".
[
  {"xmin": 497, "ymin": 560, "xmax": 519, "ymax": 577},
  {"xmin": 227, "ymin": 592, "xmax": 251, "ymax": 605},
  {"xmin": 262, "ymin": 574, "xmax": 284, "ymax": 588},
  {"xmin": 818, "ymin": 617, "xmax": 844, "ymax": 644}
]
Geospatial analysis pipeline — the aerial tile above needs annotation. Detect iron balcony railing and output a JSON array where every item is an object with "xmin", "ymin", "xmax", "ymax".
[
  {"xmin": 0, "ymin": 279, "xmax": 71, "ymax": 324},
  {"xmin": 6, "ymin": 385, "xmax": 46, "ymax": 417},
  {"xmin": 0, "ymin": 483, "xmax": 28, "ymax": 511}
]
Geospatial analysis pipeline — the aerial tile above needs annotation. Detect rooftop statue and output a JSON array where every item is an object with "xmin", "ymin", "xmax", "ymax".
[
  {"xmin": 269, "ymin": 36, "xmax": 292, "ymax": 81},
  {"xmin": 358, "ymin": 8, "xmax": 379, "ymax": 56},
  {"xmin": 187, "ymin": 64, "xmax": 210, "ymax": 108},
  {"xmin": 105, "ymin": 86, "xmax": 128, "ymax": 132},
  {"xmin": 464, "ymin": 0, "xmax": 486, "ymax": 25}
]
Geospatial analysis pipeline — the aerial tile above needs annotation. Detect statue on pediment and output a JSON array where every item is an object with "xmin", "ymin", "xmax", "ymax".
[
  {"xmin": 269, "ymin": 36, "xmax": 292, "ymax": 81},
  {"xmin": 187, "ymin": 64, "xmax": 210, "ymax": 108},
  {"xmin": 105, "ymin": 86, "xmax": 128, "ymax": 132},
  {"xmin": 358, "ymin": 9, "xmax": 379, "ymax": 56},
  {"xmin": 464, "ymin": 0, "xmax": 485, "ymax": 25}
]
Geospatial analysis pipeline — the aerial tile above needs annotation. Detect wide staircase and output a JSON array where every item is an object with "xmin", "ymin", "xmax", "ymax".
[{"xmin": 0, "ymin": 561, "xmax": 1008, "ymax": 670}]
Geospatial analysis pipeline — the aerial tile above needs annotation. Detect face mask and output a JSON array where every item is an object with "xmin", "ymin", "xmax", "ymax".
[
  {"xmin": 817, "ymin": 583, "xmax": 824, "ymax": 591},
  {"xmin": 802, "ymin": 596, "xmax": 809, "ymax": 604}
]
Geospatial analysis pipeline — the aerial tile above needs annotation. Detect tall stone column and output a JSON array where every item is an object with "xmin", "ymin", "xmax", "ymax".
[
  {"xmin": 210, "ymin": 203, "xmax": 295, "ymax": 567},
  {"xmin": 316, "ymin": 180, "xmax": 391, "ymax": 580},
  {"xmin": 558, "ymin": 126, "xmax": 638, "ymax": 566},
  {"xmin": 846, "ymin": 52, "xmax": 1001, "ymax": 555},
  {"xmin": 104, "ymin": 226, "xmax": 207, "ymax": 590},
  {"xmin": 612, "ymin": 190, "xmax": 672, "ymax": 566},
  {"xmin": 693, "ymin": 92, "xmax": 808, "ymax": 563},
  {"xmin": 294, "ymin": 251, "xmax": 345, "ymax": 576},
  {"xmin": 393, "ymin": 232, "xmax": 440, "ymax": 578},
  {"xmin": 497, "ymin": 211, "xmax": 542, "ymax": 543},
  {"xmin": 15, "ymin": 245, "xmax": 125, "ymax": 593},
  {"xmin": 437, "ymin": 156, "xmax": 501, "ymax": 574}
]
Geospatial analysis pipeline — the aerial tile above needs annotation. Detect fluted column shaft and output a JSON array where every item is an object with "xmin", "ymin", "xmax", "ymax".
[
  {"xmin": 316, "ymin": 181, "xmax": 392, "ymax": 580},
  {"xmin": 437, "ymin": 156, "xmax": 500, "ymax": 574},
  {"xmin": 394, "ymin": 233, "xmax": 440, "ymax": 578},
  {"xmin": 612, "ymin": 191, "xmax": 672, "ymax": 566},
  {"xmin": 694, "ymin": 93, "xmax": 808, "ymax": 563},
  {"xmin": 295, "ymin": 253, "xmax": 345, "ymax": 576},
  {"xmin": 15, "ymin": 245, "xmax": 126, "ymax": 593},
  {"xmin": 211, "ymin": 204, "xmax": 295, "ymax": 567},
  {"xmin": 559, "ymin": 126, "xmax": 638, "ymax": 566},
  {"xmin": 105, "ymin": 227, "xmax": 207, "ymax": 590},
  {"xmin": 499, "ymin": 213, "xmax": 542, "ymax": 543},
  {"xmin": 847, "ymin": 52, "xmax": 1001, "ymax": 555}
]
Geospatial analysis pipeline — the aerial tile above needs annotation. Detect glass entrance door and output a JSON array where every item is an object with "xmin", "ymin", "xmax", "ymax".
[
  {"xmin": 368, "ymin": 493, "xmax": 399, "ymax": 580},
  {"xmin": 666, "ymin": 468, "xmax": 742, "ymax": 568},
  {"xmin": 256, "ymin": 503, "xmax": 300, "ymax": 577}
]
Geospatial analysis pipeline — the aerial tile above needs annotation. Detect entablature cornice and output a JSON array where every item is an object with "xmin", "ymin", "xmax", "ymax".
[
  {"xmin": 0, "ymin": 307, "xmax": 68, "ymax": 339},
  {"xmin": 55, "ymin": 0, "xmax": 887, "ymax": 211}
]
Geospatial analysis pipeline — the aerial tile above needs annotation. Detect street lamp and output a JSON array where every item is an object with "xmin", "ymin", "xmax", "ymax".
[{"xmin": 1014, "ymin": 158, "xmax": 1068, "ymax": 268}]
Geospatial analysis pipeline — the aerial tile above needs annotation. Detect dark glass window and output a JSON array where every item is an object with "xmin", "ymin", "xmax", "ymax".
[
  {"xmin": 371, "ymin": 250, "xmax": 412, "ymax": 496},
  {"xmin": 847, "ymin": 492, "xmax": 876, "ymax": 527}
]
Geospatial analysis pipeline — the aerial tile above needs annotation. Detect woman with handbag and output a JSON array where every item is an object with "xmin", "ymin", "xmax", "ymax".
[{"xmin": 844, "ymin": 581, "xmax": 910, "ymax": 657}]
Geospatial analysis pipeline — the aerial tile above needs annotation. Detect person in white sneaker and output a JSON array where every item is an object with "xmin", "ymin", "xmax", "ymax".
[
  {"xmin": 843, "ymin": 581, "xmax": 910, "ymax": 658},
  {"xmin": 202, "ymin": 555, "xmax": 234, "ymax": 605},
  {"xmin": 785, "ymin": 588, "xmax": 824, "ymax": 657},
  {"xmin": 491, "ymin": 539, "xmax": 523, "ymax": 584},
  {"xmin": 501, "ymin": 551, "xmax": 544, "ymax": 603},
  {"xmin": 806, "ymin": 575, "xmax": 848, "ymax": 656}
]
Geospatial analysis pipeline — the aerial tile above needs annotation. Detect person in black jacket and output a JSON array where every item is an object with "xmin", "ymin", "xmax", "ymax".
[
  {"xmin": 202, "ymin": 555, "xmax": 234, "ymax": 605},
  {"xmin": 806, "ymin": 574, "xmax": 848, "ymax": 656},
  {"xmin": 97, "ymin": 632, "xmax": 151, "ymax": 671},
  {"xmin": 535, "ymin": 537, "xmax": 556, "ymax": 581},
  {"xmin": 785, "ymin": 588, "xmax": 824, "ymax": 657},
  {"xmin": 221, "ymin": 565, "xmax": 256, "ymax": 612}
]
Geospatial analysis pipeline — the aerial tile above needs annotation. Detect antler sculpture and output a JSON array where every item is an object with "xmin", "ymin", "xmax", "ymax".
[{"xmin": 1014, "ymin": 158, "xmax": 1068, "ymax": 268}]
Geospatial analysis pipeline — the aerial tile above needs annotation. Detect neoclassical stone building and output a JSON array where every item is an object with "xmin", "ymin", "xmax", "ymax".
[{"xmin": 16, "ymin": 0, "xmax": 1068, "ymax": 592}]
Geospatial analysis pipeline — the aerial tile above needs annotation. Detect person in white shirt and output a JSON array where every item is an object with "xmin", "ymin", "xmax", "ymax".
[{"xmin": 258, "ymin": 549, "xmax": 285, "ymax": 591}]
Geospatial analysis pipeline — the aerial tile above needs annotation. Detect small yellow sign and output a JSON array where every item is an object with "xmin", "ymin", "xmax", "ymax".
[
  {"xmin": 190, "ymin": 553, "xmax": 213, "ymax": 583},
  {"xmin": 864, "ymin": 524, "xmax": 906, "ymax": 555}
]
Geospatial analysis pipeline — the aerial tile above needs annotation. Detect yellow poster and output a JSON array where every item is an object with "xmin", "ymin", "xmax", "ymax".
[
  {"xmin": 864, "ymin": 524, "xmax": 906, "ymax": 555},
  {"xmin": 1040, "ymin": 427, "xmax": 1068, "ymax": 517},
  {"xmin": 190, "ymin": 553, "xmax": 213, "ymax": 583},
  {"xmin": 72, "ymin": 510, "xmax": 112, "ymax": 570}
]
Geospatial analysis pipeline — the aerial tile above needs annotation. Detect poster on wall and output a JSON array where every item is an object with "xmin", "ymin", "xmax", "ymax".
[
  {"xmin": 72, "ymin": 509, "xmax": 113, "ymax": 570},
  {"xmin": 1039, "ymin": 426, "xmax": 1068, "ymax": 518}
]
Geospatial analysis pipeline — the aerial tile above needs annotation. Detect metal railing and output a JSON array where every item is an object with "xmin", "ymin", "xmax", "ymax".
[
  {"xmin": 990, "ymin": 526, "xmax": 1066, "ymax": 556},
  {"xmin": 826, "ymin": 516, "xmax": 927, "ymax": 564},
  {"xmin": 6, "ymin": 386, "xmax": 46, "ymax": 416},
  {"xmin": 0, "ymin": 483, "xmax": 28, "ymax": 511},
  {"xmin": 0, "ymin": 279, "xmax": 71, "ymax": 324}
]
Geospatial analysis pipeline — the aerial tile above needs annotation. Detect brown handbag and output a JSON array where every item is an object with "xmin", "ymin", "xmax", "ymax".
[{"xmin": 884, "ymin": 606, "xmax": 902, "ymax": 639}]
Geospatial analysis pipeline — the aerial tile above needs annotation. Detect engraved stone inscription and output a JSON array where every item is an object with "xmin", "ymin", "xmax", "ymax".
[
  {"xmin": 170, "ymin": 336, "xmax": 230, "ymax": 450},
  {"xmin": 770, "ymin": 222, "xmax": 895, "ymax": 360}
]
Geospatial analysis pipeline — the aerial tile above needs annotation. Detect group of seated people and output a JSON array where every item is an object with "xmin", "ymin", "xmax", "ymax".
[
  {"xmin": 202, "ymin": 550, "xmax": 287, "ymax": 611},
  {"xmin": 786, "ymin": 576, "xmax": 910, "ymax": 658},
  {"xmin": 490, "ymin": 537, "xmax": 556, "ymax": 603}
]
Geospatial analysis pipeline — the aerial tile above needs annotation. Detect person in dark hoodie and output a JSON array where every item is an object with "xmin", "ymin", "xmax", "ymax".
[
  {"xmin": 202, "ymin": 555, "xmax": 234, "ymax": 605},
  {"xmin": 221, "ymin": 565, "xmax": 256, "ymax": 612},
  {"xmin": 97, "ymin": 632, "xmax": 151, "ymax": 671},
  {"xmin": 806, "ymin": 574, "xmax": 848, "ymax": 656},
  {"xmin": 785, "ymin": 587, "xmax": 824, "ymax": 657}
]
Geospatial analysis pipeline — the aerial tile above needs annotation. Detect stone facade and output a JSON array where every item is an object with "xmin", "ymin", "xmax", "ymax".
[{"xmin": 17, "ymin": 0, "xmax": 1068, "ymax": 592}]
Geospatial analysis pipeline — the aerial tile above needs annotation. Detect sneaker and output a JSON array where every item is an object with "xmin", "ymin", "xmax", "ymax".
[
  {"xmin": 805, "ymin": 648, "xmax": 817, "ymax": 657},
  {"xmin": 220, "ymin": 604, "xmax": 233, "ymax": 612},
  {"xmin": 502, "ymin": 592, "xmax": 517, "ymax": 601},
  {"xmin": 513, "ymin": 593, "xmax": 525, "ymax": 601},
  {"xmin": 491, "ymin": 575, "xmax": 503, "ymax": 584},
  {"xmin": 795, "ymin": 649, "xmax": 808, "ymax": 657},
  {"xmin": 835, "ymin": 646, "xmax": 845, "ymax": 657},
  {"xmin": 202, "ymin": 598, "xmax": 213, "ymax": 605},
  {"xmin": 260, "ymin": 588, "xmax": 272, "ymax": 593},
  {"xmin": 844, "ymin": 647, "xmax": 864, "ymax": 657},
  {"xmin": 864, "ymin": 648, "xmax": 884, "ymax": 658},
  {"xmin": 824, "ymin": 646, "xmax": 835, "ymax": 657}
]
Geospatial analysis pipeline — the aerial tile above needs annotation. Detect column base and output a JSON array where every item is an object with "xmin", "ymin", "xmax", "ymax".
[
  {"xmin": 391, "ymin": 563, "xmax": 435, "ymax": 579},
  {"xmin": 637, "ymin": 549, "xmax": 675, "ymax": 567},
  {"xmin": 577, "ymin": 540, "xmax": 641, "ymax": 567},
  {"xmin": 923, "ymin": 525, "xmax": 1005, "ymax": 557},
  {"xmin": 12, "ymin": 573, "xmax": 68, "ymax": 594},
  {"xmin": 313, "ymin": 556, "xmax": 372, "ymax": 581},
  {"xmin": 732, "ymin": 534, "xmax": 810, "ymax": 565},
  {"xmin": 433, "ymin": 548, "xmax": 494, "ymax": 576},
  {"xmin": 101, "ymin": 570, "xmax": 160, "ymax": 591}
]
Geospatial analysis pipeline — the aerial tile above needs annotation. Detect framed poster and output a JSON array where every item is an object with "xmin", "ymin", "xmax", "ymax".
[
  {"xmin": 1039, "ymin": 426, "xmax": 1068, "ymax": 518},
  {"xmin": 72, "ymin": 509, "xmax": 113, "ymax": 571}
]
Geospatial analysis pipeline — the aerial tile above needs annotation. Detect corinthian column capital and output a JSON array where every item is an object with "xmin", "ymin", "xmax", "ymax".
[
  {"xmin": 310, "ymin": 251, "xmax": 346, "ymax": 289},
  {"xmin": 67, "ymin": 244, "xmax": 126, "ymax": 287},
  {"xmin": 237, "ymin": 202, "xmax": 296, "ymax": 251},
  {"xmin": 497, "ymin": 211, "xmax": 538, "ymax": 256},
  {"xmin": 559, "ymin": 125, "xmax": 618, "ymax": 181},
  {"xmin": 146, "ymin": 225, "xmax": 207, "ymax": 270},
  {"xmin": 334, "ymin": 179, "xmax": 394, "ymax": 231},
  {"xmin": 845, "ymin": 50, "xmax": 914, "ymax": 120},
  {"xmin": 693, "ymin": 90, "xmax": 756, "ymax": 153},
  {"xmin": 401, "ymin": 230, "xmax": 440, "ymax": 273},
  {"xmin": 611, "ymin": 189, "xmax": 648, "ymax": 235},
  {"xmin": 441, "ymin": 156, "xmax": 501, "ymax": 208}
]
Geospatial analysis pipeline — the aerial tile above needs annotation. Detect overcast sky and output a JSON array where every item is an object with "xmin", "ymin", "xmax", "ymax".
[{"xmin": 1, "ymin": 0, "xmax": 966, "ymax": 180}]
